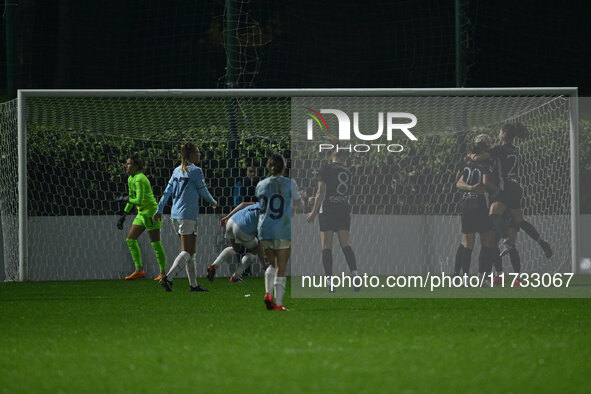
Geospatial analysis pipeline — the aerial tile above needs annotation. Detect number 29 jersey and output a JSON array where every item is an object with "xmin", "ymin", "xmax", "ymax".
[{"xmin": 255, "ymin": 176, "xmax": 301, "ymax": 240}]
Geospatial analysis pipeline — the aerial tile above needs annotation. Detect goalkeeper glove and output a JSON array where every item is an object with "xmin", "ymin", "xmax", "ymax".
[
  {"xmin": 117, "ymin": 213, "xmax": 127, "ymax": 230},
  {"xmin": 114, "ymin": 195, "xmax": 130, "ymax": 203}
]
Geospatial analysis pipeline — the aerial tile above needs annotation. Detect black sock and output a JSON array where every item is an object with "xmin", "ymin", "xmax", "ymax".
[
  {"xmin": 490, "ymin": 214, "xmax": 508, "ymax": 238},
  {"xmin": 479, "ymin": 247, "xmax": 494, "ymax": 274},
  {"xmin": 342, "ymin": 245, "xmax": 357, "ymax": 273},
  {"xmin": 462, "ymin": 247, "xmax": 473, "ymax": 275},
  {"xmin": 493, "ymin": 247, "xmax": 503, "ymax": 273},
  {"xmin": 321, "ymin": 249, "xmax": 333, "ymax": 276},
  {"xmin": 509, "ymin": 248, "xmax": 521, "ymax": 273},
  {"xmin": 454, "ymin": 245, "xmax": 465, "ymax": 274},
  {"xmin": 519, "ymin": 220, "xmax": 540, "ymax": 242},
  {"xmin": 478, "ymin": 247, "xmax": 486, "ymax": 273}
]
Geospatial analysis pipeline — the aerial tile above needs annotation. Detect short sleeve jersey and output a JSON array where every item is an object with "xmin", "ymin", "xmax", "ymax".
[
  {"xmin": 157, "ymin": 163, "xmax": 217, "ymax": 220},
  {"xmin": 489, "ymin": 144, "xmax": 520, "ymax": 188},
  {"xmin": 319, "ymin": 163, "xmax": 351, "ymax": 214},
  {"xmin": 125, "ymin": 172, "xmax": 158, "ymax": 214},
  {"xmin": 255, "ymin": 177, "xmax": 301, "ymax": 240},
  {"xmin": 458, "ymin": 158, "xmax": 495, "ymax": 201},
  {"xmin": 230, "ymin": 202, "xmax": 261, "ymax": 237}
]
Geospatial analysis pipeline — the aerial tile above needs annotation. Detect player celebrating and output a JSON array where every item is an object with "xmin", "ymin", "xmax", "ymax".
[
  {"xmin": 117, "ymin": 154, "xmax": 167, "ymax": 280},
  {"xmin": 257, "ymin": 154, "xmax": 304, "ymax": 311},
  {"xmin": 453, "ymin": 135, "xmax": 500, "ymax": 278},
  {"xmin": 154, "ymin": 143, "xmax": 217, "ymax": 292},
  {"xmin": 469, "ymin": 122, "xmax": 553, "ymax": 259},
  {"xmin": 306, "ymin": 150, "xmax": 359, "ymax": 289},
  {"xmin": 207, "ymin": 201, "xmax": 266, "ymax": 283}
]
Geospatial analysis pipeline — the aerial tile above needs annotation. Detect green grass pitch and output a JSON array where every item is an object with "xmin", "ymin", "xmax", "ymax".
[{"xmin": 1, "ymin": 278, "xmax": 590, "ymax": 393}]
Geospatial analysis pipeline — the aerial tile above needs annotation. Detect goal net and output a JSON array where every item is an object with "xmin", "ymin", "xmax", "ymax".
[
  {"xmin": 290, "ymin": 94, "xmax": 577, "ymax": 286},
  {"xmin": 1, "ymin": 92, "xmax": 290, "ymax": 281},
  {"xmin": 0, "ymin": 90, "xmax": 578, "ymax": 283}
]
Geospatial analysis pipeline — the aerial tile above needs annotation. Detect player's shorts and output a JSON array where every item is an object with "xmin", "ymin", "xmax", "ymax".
[
  {"xmin": 225, "ymin": 218, "xmax": 258, "ymax": 250},
  {"xmin": 493, "ymin": 182, "xmax": 522, "ymax": 210},
  {"xmin": 459, "ymin": 198, "xmax": 493, "ymax": 234},
  {"xmin": 503, "ymin": 209, "xmax": 520, "ymax": 230},
  {"xmin": 318, "ymin": 210, "xmax": 351, "ymax": 232},
  {"xmin": 260, "ymin": 239, "xmax": 291, "ymax": 250},
  {"xmin": 132, "ymin": 210, "xmax": 162, "ymax": 231},
  {"xmin": 172, "ymin": 219, "xmax": 198, "ymax": 235}
]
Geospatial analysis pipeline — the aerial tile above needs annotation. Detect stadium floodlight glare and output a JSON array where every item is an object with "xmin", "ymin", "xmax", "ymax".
[{"xmin": 0, "ymin": 88, "xmax": 579, "ymax": 281}]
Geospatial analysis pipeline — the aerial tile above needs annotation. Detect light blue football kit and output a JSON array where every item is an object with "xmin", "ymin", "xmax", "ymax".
[
  {"xmin": 231, "ymin": 202, "xmax": 260, "ymax": 236},
  {"xmin": 157, "ymin": 163, "xmax": 217, "ymax": 219},
  {"xmin": 256, "ymin": 177, "xmax": 301, "ymax": 240}
]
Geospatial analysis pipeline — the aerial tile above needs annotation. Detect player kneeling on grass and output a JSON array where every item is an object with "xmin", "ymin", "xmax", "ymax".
[
  {"xmin": 117, "ymin": 154, "xmax": 167, "ymax": 280},
  {"xmin": 257, "ymin": 154, "xmax": 304, "ymax": 311},
  {"xmin": 154, "ymin": 143, "xmax": 217, "ymax": 292},
  {"xmin": 207, "ymin": 202, "xmax": 267, "ymax": 283}
]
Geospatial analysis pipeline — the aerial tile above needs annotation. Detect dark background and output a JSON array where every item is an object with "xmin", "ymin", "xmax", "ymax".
[
  {"xmin": 1, "ymin": 0, "xmax": 590, "ymax": 213},
  {"xmin": 2, "ymin": 0, "xmax": 591, "ymax": 95}
]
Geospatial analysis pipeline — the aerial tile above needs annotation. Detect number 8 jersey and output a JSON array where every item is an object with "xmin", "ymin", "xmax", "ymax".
[
  {"xmin": 255, "ymin": 176, "xmax": 301, "ymax": 241},
  {"xmin": 156, "ymin": 163, "xmax": 217, "ymax": 220},
  {"xmin": 319, "ymin": 162, "xmax": 350, "ymax": 214}
]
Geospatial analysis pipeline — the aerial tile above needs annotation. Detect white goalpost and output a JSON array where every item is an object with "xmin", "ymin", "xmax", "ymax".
[{"xmin": 0, "ymin": 88, "xmax": 580, "ymax": 282}]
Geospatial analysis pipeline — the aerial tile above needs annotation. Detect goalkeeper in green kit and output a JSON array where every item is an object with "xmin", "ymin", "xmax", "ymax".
[{"xmin": 116, "ymin": 154, "xmax": 167, "ymax": 280}]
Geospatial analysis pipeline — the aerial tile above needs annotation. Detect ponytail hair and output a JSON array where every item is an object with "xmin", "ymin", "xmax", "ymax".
[
  {"xmin": 180, "ymin": 143, "xmax": 198, "ymax": 174},
  {"xmin": 501, "ymin": 122, "xmax": 529, "ymax": 142},
  {"xmin": 266, "ymin": 153, "xmax": 286, "ymax": 176}
]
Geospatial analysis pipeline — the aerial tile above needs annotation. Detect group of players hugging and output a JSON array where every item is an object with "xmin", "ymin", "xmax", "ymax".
[{"xmin": 455, "ymin": 123, "xmax": 553, "ymax": 287}]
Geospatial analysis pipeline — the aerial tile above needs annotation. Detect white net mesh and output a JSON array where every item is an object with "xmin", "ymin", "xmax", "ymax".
[
  {"xmin": 3, "ymin": 95, "xmax": 290, "ymax": 281},
  {"xmin": 220, "ymin": 0, "xmax": 271, "ymax": 88},
  {"xmin": 0, "ymin": 91, "xmax": 575, "ymax": 282},
  {"xmin": 290, "ymin": 96, "xmax": 572, "ymax": 282},
  {"xmin": 0, "ymin": 99, "xmax": 19, "ymax": 281}
]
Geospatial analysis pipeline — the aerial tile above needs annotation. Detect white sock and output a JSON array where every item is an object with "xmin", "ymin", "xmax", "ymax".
[
  {"xmin": 167, "ymin": 251, "xmax": 191, "ymax": 280},
  {"xmin": 274, "ymin": 276, "xmax": 287, "ymax": 306},
  {"xmin": 212, "ymin": 247, "xmax": 237, "ymax": 267},
  {"xmin": 235, "ymin": 253, "xmax": 257, "ymax": 277},
  {"xmin": 264, "ymin": 266, "xmax": 277, "ymax": 295},
  {"xmin": 186, "ymin": 254, "xmax": 197, "ymax": 287}
]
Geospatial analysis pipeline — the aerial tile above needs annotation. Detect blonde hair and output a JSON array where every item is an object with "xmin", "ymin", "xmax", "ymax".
[
  {"xmin": 180, "ymin": 143, "xmax": 198, "ymax": 174},
  {"xmin": 474, "ymin": 134, "xmax": 493, "ymax": 150}
]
